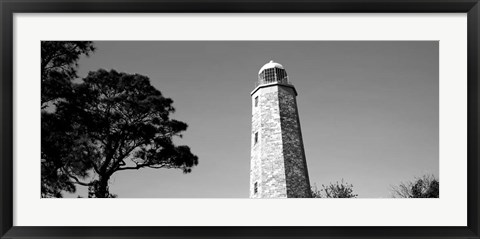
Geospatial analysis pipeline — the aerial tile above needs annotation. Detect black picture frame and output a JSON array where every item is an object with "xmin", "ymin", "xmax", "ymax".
[{"xmin": 1, "ymin": 0, "xmax": 479, "ymax": 238}]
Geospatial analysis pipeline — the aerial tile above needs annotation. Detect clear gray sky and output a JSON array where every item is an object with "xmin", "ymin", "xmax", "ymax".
[{"xmin": 70, "ymin": 41, "xmax": 438, "ymax": 198}]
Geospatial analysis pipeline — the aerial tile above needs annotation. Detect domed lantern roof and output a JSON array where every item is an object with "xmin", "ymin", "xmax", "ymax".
[{"xmin": 258, "ymin": 60, "xmax": 284, "ymax": 74}]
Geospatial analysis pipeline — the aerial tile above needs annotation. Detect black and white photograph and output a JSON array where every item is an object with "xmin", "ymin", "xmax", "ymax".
[{"xmin": 41, "ymin": 41, "xmax": 439, "ymax": 199}]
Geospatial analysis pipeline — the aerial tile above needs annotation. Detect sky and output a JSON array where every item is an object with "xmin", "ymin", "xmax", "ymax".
[{"xmin": 67, "ymin": 41, "xmax": 439, "ymax": 198}]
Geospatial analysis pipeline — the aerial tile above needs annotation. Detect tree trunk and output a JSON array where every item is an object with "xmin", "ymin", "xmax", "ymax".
[{"xmin": 93, "ymin": 175, "xmax": 110, "ymax": 198}]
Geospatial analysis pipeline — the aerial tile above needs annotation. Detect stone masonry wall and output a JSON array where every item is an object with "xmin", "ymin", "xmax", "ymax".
[
  {"xmin": 250, "ymin": 90, "xmax": 262, "ymax": 198},
  {"xmin": 250, "ymin": 86, "xmax": 287, "ymax": 198},
  {"xmin": 278, "ymin": 86, "xmax": 312, "ymax": 198},
  {"xmin": 250, "ymin": 84, "xmax": 311, "ymax": 198}
]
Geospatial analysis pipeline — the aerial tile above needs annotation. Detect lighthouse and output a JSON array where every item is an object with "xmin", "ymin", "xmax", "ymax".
[{"xmin": 249, "ymin": 60, "xmax": 312, "ymax": 198}]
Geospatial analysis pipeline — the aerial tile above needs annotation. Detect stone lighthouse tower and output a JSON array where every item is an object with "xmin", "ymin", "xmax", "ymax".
[{"xmin": 250, "ymin": 60, "xmax": 312, "ymax": 198}]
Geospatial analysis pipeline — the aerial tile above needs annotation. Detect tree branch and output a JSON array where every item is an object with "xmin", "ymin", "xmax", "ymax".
[
  {"xmin": 68, "ymin": 174, "xmax": 93, "ymax": 187},
  {"xmin": 116, "ymin": 162, "xmax": 167, "ymax": 171}
]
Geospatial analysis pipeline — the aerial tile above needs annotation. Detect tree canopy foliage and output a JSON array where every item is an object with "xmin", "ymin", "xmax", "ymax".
[
  {"xmin": 311, "ymin": 179, "xmax": 358, "ymax": 198},
  {"xmin": 41, "ymin": 42, "xmax": 198, "ymax": 198},
  {"xmin": 41, "ymin": 41, "xmax": 95, "ymax": 107},
  {"xmin": 41, "ymin": 41, "xmax": 95, "ymax": 197},
  {"xmin": 391, "ymin": 174, "xmax": 439, "ymax": 198},
  {"xmin": 64, "ymin": 69, "xmax": 198, "ymax": 197}
]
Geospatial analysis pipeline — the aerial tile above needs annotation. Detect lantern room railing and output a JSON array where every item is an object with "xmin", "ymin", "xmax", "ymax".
[{"xmin": 254, "ymin": 77, "xmax": 292, "ymax": 88}]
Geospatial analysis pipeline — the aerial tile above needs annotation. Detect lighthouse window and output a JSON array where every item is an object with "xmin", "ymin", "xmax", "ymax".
[
  {"xmin": 254, "ymin": 182, "xmax": 258, "ymax": 194},
  {"xmin": 255, "ymin": 96, "xmax": 258, "ymax": 107},
  {"xmin": 265, "ymin": 68, "xmax": 275, "ymax": 82},
  {"xmin": 254, "ymin": 132, "xmax": 258, "ymax": 144}
]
